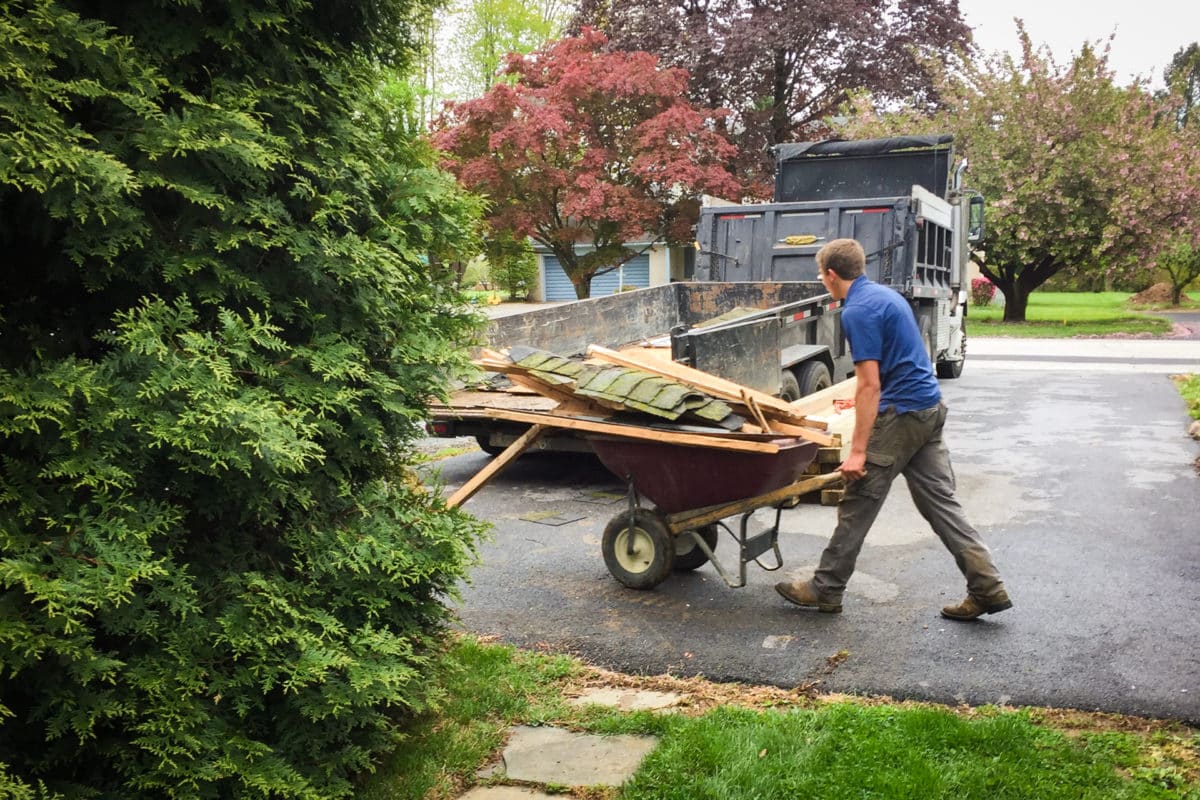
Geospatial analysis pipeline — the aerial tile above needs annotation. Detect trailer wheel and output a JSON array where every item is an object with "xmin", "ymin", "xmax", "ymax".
[
  {"xmin": 474, "ymin": 435, "xmax": 507, "ymax": 457},
  {"xmin": 778, "ymin": 370, "xmax": 801, "ymax": 402},
  {"xmin": 602, "ymin": 509, "xmax": 674, "ymax": 589},
  {"xmin": 672, "ymin": 525, "xmax": 719, "ymax": 571},
  {"xmin": 796, "ymin": 361, "xmax": 832, "ymax": 396}
]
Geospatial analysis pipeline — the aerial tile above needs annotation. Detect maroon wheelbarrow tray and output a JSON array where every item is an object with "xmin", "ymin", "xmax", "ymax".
[{"xmin": 586, "ymin": 434, "xmax": 842, "ymax": 590}]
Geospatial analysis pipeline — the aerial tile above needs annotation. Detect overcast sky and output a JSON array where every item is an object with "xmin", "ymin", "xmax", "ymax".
[{"xmin": 957, "ymin": 0, "xmax": 1199, "ymax": 88}]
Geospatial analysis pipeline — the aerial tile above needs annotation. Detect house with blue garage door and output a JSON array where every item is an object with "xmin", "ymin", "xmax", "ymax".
[{"xmin": 532, "ymin": 241, "xmax": 694, "ymax": 301}]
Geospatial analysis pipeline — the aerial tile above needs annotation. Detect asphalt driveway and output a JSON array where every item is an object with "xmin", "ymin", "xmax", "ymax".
[{"xmin": 435, "ymin": 337, "xmax": 1200, "ymax": 722}]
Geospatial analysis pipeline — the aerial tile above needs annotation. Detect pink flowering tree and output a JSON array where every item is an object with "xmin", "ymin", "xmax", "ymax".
[
  {"xmin": 434, "ymin": 29, "xmax": 741, "ymax": 299},
  {"xmin": 839, "ymin": 24, "xmax": 1200, "ymax": 321}
]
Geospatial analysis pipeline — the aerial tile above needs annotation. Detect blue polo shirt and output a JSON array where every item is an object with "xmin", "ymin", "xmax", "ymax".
[{"xmin": 841, "ymin": 276, "xmax": 941, "ymax": 413}]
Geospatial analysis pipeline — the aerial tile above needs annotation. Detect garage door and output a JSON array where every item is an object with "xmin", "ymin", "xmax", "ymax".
[{"xmin": 542, "ymin": 254, "xmax": 651, "ymax": 301}]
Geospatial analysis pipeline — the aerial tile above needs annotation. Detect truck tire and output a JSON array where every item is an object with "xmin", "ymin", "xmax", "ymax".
[
  {"xmin": 936, "ymin": 327, "xmax": 965, "ymax": 379},
  {"xmin": 602, "ymin": 509, "xmax": 674, "ymax": 590},
  {"xmin": 778, "ymin": 370, "xmax": 802, "ymax": 402},
  {"xmin": 672, "ymin": 525, "xmax": 719, "ymax": 571},
  {"xmin": 796, "ymin": 361, "xmax": 832, "ymax": 396}
]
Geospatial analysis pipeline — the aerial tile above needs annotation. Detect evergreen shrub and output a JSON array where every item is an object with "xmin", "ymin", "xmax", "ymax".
[{"xmin": 0, "ymin": 2, "xmax": 486, "ymax": 797}]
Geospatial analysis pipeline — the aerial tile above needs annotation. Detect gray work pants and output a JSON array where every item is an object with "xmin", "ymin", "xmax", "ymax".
[{"xmin": 811, "ymin": 403, "xmax": 1006, "ymax": 602}]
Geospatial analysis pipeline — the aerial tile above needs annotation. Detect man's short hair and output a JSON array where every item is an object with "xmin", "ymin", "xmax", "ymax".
[{"xmin": 816, "ymin": 238, "xmax": 866, "ymax": 280}]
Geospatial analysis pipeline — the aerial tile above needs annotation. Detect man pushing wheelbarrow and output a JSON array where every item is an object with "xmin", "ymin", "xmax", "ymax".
[{"xmin": 774, "ymin": 239, "xmax": 1013, "ymax": 622}]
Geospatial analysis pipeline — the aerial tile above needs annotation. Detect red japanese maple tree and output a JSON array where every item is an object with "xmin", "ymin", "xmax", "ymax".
[{"xmin": 434, "ymin": 29, "xmax": 741, "ymax": 299}]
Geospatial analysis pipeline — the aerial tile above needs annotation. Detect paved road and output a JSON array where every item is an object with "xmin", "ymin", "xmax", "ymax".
[
  {"xmin": 437, "ymin": 338, "xmax": 1200, "ymax": 722},
  {"xmin": 1155, "ymin": 310, "xmax": 1200, "ymax": 339}
]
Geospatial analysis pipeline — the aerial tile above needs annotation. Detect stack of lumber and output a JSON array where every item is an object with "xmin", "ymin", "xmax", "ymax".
[
  {"xmin": 473, "ymin": 344, "xmax": 839, "ymax": 449},
  {"xmin": 443, "ymin": 342, "xmax": 857, "ymax": 508}
]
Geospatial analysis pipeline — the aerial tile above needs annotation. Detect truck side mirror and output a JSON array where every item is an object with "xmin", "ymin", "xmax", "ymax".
[{"xmin": 967, "ymin": 194, "xmax": 986, "ymax": 244}]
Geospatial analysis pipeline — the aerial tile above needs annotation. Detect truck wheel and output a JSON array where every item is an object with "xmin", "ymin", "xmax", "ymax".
[
  {"xmin": 672, "ymin": 525, "xmax": 719, "ymax": 571},
  {"xmin": 778, "ymin": 370, "xmax": 801, "ymax": 402},
  {"xmin": 602, "ymin": 509, "xmax": 674, "ymax": 589},
  {"xmin": 796, "ymin": 361, "xmax": 832, "ymax": 396},
  {"xmin": 474, "ymin": 434, "xmax": 507, "ymax": 457},
  {"xmin": 936, "ymin": 325, "xmax": 966, "ymax": 379},
  {"xmin": 936, "ymin": 357, "xmax": 964, "ymax": 379}
]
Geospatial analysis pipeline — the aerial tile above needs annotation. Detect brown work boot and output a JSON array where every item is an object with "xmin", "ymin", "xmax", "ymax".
[
  {"xmin": 941, "ymin": 591, "xmax": 1013, "ymax": 621},
  {"xmin": 775, "ymin": 580, "xmax": 842, "ymax": 613}
]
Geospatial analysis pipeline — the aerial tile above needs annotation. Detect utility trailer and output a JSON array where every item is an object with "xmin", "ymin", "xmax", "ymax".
[
  {"xmin": 696, "ymin": 134, "xmax": 986, "ymax": 378},
  {"xmin": 428, "ymin": 280, "xmax": 848, "ymax": 454}
]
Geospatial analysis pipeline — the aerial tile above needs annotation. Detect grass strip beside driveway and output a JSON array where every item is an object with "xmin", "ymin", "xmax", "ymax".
[{"xmin": 363, "ymin": 636, "xmax": 1200, "ymax": 800}]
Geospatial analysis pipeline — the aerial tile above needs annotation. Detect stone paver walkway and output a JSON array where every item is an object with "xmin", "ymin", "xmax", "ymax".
[{"xmin": 460, "ymin": 689, "xmax": 685, "ymax": 798}]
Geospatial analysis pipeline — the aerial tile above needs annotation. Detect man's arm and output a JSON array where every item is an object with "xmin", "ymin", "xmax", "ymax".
[{"xmin": 840, "ymin": 359, "xmax": 881, "ymax": 481}]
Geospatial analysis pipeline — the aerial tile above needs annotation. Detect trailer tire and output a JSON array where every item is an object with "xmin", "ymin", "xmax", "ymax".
[
  {"xmin": 475, "ymin": 434, "xmax": 508, "ymax": 457},
  {"xmin": 602, "ymin": 509, "xmax": 674, "ymax": 589},
  {"xmin": 672, "ymin": 525, "xmax": 719, "ymax": 571},
  {"xmin": 778, "ymin": 370, "xmax": 802, "ymax": 402},
  {"xmin": 796, "ymin": 361, "xmax": 832, "ymax": 397}
]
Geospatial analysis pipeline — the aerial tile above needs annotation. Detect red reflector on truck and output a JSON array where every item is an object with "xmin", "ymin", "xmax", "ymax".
[
  {"xmin": 430, "ymin": 421, "xmax": 451, "ymax": 435},
  {"xmin": 791, "ymin": 310, "xmax": 811, "ymax": 321},
  {"xmin": 862, "ymin": 208, "xmax": 889, "ymax": 213}
]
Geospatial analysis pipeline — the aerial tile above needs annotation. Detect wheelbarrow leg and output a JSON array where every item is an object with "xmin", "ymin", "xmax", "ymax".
[{"xmin": 735, "ymin": 507, "xmax": 785, "ymax": 588}]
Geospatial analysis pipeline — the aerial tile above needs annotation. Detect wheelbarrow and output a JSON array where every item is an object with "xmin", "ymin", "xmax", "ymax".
[{"xmin": 587, "ymin": 434, "xmax": 843, "ymax": 590}]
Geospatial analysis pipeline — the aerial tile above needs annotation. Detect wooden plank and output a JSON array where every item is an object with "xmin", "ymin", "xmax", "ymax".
[
  {"xmin": 445, "ymin": 424, "xmax": 547, "ymax": 508},
  {"xmin": 788, "ymin": 377, "xmax": 857, "ymax": 417},
  {"xmin": 587, "ymin": 345, "xmax": 824, "ymax": 429},
  {"xmin": 752, "ymin": 418, "xmax": 835, "ymax": 447},
  {"xmin": 435, "ymin": 391, "xmax": 560, "ymax": 413},
  {"xmin": 741, "ymin": 389, "xmax": 772, "ymax": 433},
  {"xmin": 484, "ymin": 409, "xmax": 781, "ymax": 454},
  {"xmin": 820, "ymin": 488, "xmax": 845, "ymax": 506},
  {"xmin": 663, "ymin": 471, "xmax": 844, "ymax": 532}
]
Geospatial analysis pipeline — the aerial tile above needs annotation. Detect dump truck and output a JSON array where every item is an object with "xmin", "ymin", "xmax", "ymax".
[
  {"xmin": 696, "ymin": 133, "xmax": 985, "ymax": 379},
  {"xmin": 428, "ymin": 134, "xmax": 984, "ymax": 454}
]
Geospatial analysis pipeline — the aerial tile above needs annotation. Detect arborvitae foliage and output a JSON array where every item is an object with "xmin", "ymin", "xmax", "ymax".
[{"xmin": 0, "ymin": 2, "xmax": 487, "ymax": 798}]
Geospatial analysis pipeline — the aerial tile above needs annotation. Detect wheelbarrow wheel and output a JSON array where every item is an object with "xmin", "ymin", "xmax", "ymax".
[
  {"xmin": 602, "ymin": 509, "xmax": 674, "ymax": 590},
  {"xmin": 672, "ymin": 525, "xmax": 719, "ymax": 572}
]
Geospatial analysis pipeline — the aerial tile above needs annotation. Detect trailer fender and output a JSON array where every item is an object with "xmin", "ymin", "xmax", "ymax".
[{"xmin": 780, "ymin": 343, "xmax": 832, "ymax": 372}]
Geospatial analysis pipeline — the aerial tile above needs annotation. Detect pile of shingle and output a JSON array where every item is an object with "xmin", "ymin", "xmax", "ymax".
[{"xmin": 505, "ymin": 345, "xmax": 742, "ymax": 429}]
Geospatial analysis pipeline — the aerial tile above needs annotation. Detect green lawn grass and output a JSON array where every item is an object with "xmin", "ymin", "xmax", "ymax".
[
  {"xmin": 363, "ymin": 637, "xmax": 1200, "ymax": 800},
  {"xmin": 1174, "ymin": 374, "xmax": 1200, "ymax": 421},
  {"xmin": 970, "ymin": 292, "xmax": 1174, "ymax": 338}
]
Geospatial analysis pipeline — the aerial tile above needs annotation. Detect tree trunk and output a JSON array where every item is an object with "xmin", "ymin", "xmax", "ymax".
[
  {"xmin": 1002, "ymin": 285, "xmax": 1028, "ymax": 322},
  {"xmin": 572, "ymin": 272, "xmax": 593, "ymax": 300}
]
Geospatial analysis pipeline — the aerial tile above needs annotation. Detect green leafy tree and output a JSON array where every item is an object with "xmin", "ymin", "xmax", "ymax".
[
  {"xmin": 1157, "ymin": 239, "xmax": 1200, "ymax": 305},
  {"xmin": 484, "ymin": 231, "xmax": 539, "ymax": 299},
  {"xmin": 434, "ymin": 29, "xmax": 741, "ymax": 299},
  {"xmin": 839, "ymin": 24, "xmax": 1200, "ymax": 321},
  {"xmin": 1163, "ymin": 42, "xmax": 1200, "ymax": 128},
  {"xmin": 450, "ymin": 0, "xmax": 568, "ymax": 97},
  {"xmin": 0, "ymin": 2, "xmax": 486, "ymax": 798}
]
